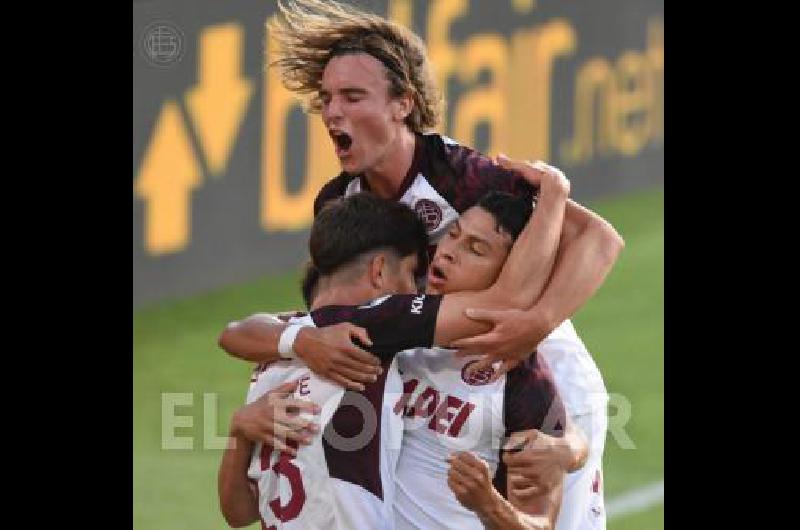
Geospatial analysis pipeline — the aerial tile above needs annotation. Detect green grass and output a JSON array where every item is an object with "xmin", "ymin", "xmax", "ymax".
[
  {"xmin": 133, "ymin": 188, "xmax": 664, "ymax": 530},
  {"xmin": 613, "ymin": 504, "xmax": 664, "ymax": 530},
  {"xmin": 571, "ymin": 189, "xmax": 664, "ymax": 529}
]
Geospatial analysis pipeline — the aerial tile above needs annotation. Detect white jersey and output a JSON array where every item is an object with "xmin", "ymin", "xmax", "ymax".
[
  {"xmin": 537, "ymin": 320, "xmax": 608, "ymax": 416},
  {"xmin": 318, "ymin": 133, "xmax": 609, "ymax": 415},
  {"xmin": 341, "ymin": 172, "xmax": 459, "ymax": 246},
  {"xmin": 316, "ymin": 133, "xmax": 610, "ymax": 528},
  {"xmin": 393, "ymin": 347, "xmax": 564, "ymax": 530},
  {"xmin": 538, "ymin": 323, "xmax": 609, "ymax": 530},
  {"xmin": 245, "ymin": 294, "xmax": 443, "ymax": 530}
]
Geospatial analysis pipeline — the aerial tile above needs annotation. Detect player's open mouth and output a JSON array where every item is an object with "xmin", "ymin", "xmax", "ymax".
[
  {"xmin": 331, "ymin": 131, "xmax": 353, "ymax": 158},
  {"xmin": 427, "ymin": 264, "xmax": 447, "ymax": 287}
]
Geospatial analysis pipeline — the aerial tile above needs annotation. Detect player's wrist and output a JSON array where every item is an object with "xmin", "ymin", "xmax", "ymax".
[
  {"xmin": 229, "ymin": 408, "xmax": 246, "ymax": 437},
  {"xmin": 539, "ymin": 179, "xmax": 567, "ymax": 200},
  {"xmin": 278, "ymin": 324, "xmax": 308, "ymax": 359},
  {"xmin": 227, "ymin": 428, "xmax": 248, "ymax": 450},
  {"xmin": 538, "ymin": 166, "xmax": 570, "ymax": 197},
  {"xmin": 292, "ymin": 326, "xmax": 318, "ymax": 362},
  {"xmin": 479, "ymin": 489, "xmax": 514, "ymax": 528},
  {"xmin": 526, "ymin": 306, "xmax": 557, "ymax": 340}
]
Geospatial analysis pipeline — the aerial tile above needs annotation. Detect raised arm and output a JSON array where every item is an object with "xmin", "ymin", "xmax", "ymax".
[
  {"xmin": 531, "ymin": 198, "xmax": 624, "ymax": 338},
  {"xmin": 431, "ymin": 156, "xmax": 570, "ymax": 347},
  {"xmin": 451, "ymin": 199, "xmax": 623, "ymax": 362}
]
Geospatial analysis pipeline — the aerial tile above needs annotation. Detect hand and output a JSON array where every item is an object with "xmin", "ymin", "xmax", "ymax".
[
  {"xmin": 502, "ymin": 429, "xmax": 570, "ymax": 499},
  {"xmin": 294, "ymin": 323, "xmax": 382, "ymax": 391},
  {"xmin": 231, "ymin": 380, "xmax": 320, "ymax": 456},
  {"xmin": 451, "ymin": 308, "xmax": 554, "ymax": 383},
  {"xmin": 446, "ymin": 451, "xmax": 500, "ymax": 515},
  {"xmin": 494, "ymin": 155, "xmax": 571, "ymax": 196}
]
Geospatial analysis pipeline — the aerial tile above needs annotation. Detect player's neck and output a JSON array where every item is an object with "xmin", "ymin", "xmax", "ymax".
[
  {"xmin": 362, "ymin": 127, "xmax": 417, "ymax": 199},
  {"xmin": 311, "ymin": 279, "xmax": 375, "ymax": 310}
]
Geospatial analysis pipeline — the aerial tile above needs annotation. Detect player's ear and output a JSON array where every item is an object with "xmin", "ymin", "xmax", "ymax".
[
  {"xmin": 368, "ymin": 254, "xmax": 386, "ymax": 289},
  {"xmin": 391, "ymin": 92, "xmax": 413, "ymax": 122}
]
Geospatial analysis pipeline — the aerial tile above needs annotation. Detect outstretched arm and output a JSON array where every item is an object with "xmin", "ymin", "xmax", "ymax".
[{"xmin": 219, "ymin": 315, "xmax": 382, "ymax": 391}]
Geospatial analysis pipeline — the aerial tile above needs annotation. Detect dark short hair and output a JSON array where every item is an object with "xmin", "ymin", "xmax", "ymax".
[
  {"xmin": 300, "ymin": 260, "xmax": 320, "ymax": 309},
  {"xmin": 309, "ymin": 192, "xmax": 430, "ymax": 277},
  {"xmin": 475, "ymin": 191, "xmax": 534, "ymax": 242}
]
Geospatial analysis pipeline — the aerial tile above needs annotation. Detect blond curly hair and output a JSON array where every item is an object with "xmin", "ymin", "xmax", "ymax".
[{"xmin": 269, "ymin": 0, "xmax": 442, "ymax": 133}]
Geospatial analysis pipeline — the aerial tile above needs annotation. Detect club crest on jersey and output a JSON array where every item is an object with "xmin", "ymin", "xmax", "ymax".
[
  {"xmin": 414, "ymin": 199, "xmax": 443, "ymax": 231},
  {"xmin": 461, "ymin": 360, "xmax": 495, "ymax": 386}
]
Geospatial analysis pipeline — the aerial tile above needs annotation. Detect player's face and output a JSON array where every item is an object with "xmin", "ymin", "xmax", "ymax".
[
  {"xmin": 320, "ymin": 53, "xmax": 407, "ymax": 175},
  {"xmin": 386, "ymin": 254, "xmax": 421, "ymax": 296},
  {"xmin": 426, "ymin": 207, "xmax": 513, "ymax": 295}
]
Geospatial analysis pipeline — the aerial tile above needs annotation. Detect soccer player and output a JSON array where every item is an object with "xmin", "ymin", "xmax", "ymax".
[
  {"xmin": 264, "ymin": 2, "xmax": 621, "ymax": 527},
  {"xmin": 270, "ymin": 0, "xmax": 623, "ymax": 376},
  {"xmin": 219, "ymin": 159, "xmax": 569, "ymax": 529},
  {"xmin": 390, "ymin": 190, "xmax": 584, "ymax": 530}
]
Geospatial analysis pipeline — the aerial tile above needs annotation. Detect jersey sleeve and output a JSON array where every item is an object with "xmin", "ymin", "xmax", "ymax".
[
  {"xmin": 313, "ymin": 173, "xmax": 355, "ymax": 216},
  {"xmin": 309, "ymin": 294, "xmax": 443, "ymax": 362},
  {"xmin": 422, "ymin": 134, "xmax": 537, "ymax": 214}
]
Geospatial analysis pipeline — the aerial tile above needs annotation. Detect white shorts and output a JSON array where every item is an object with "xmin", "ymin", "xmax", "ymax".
[{"xmin": 556, "ymin": 403, "xmax": 608, "ymax": 530}]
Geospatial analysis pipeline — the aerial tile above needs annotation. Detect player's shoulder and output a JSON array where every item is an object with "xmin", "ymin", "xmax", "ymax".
[
  {"xmin": 421, "ymin": 132, "xmax": 484, "ymax": 174},
  {"xmin": 313, "ymin": 172, "xmax": 358, "ymax": 216},
  {"xmin": 311, "ymin": 293, "xmax": 438, "ymax": 323},
  {"xmin": 424, "ymin": 133, "xmax": 502, "ymax": 172},
  {"xmin": 420, "ymin": 133, "xmax": 533, "ymax": 212}
]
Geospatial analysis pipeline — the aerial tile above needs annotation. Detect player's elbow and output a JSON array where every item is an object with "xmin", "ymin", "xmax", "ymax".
[
  {"xmin": 224, "ymin": 514, "xmax": 257, "ymax": 528},
  {"xmin": 587, "ymin": 218, "xmax": 624, "ymax": 267},
  {"xmin": 220, "ymin": 506, "xmax": 257, "ymax": 528},
  {"xmin": 221, "ymin": 512, "xmax": 248, "ymax": 528},
  {"xmin": 218, "ymin": 492, "xmax": 258, "ymax": 528},
  {"xmin": 217, "ymin": 322, "xmax": 241, "ymax": 355}
]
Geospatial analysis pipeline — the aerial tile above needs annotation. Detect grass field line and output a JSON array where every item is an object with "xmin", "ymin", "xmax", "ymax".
[{"xmin": 606, "ymin": 479, "xmax": 664, "ymax": 520}]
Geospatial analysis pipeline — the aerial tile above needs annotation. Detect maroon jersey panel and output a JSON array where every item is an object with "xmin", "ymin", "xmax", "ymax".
[
  {"xmin": 308, "ymin": 294, "xmax": 443, "ymax": 500},
  {"xmin": 492, "ymin": 353, "xmax": 566, "ymax": 498}
]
